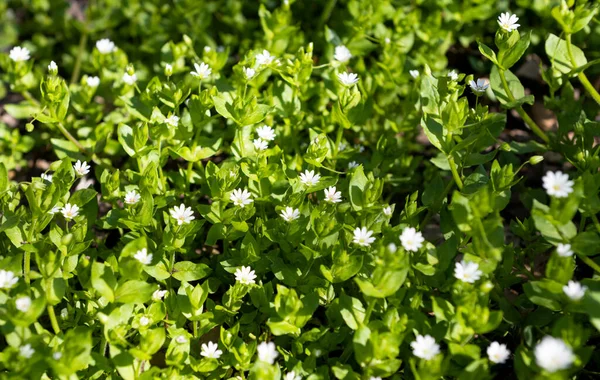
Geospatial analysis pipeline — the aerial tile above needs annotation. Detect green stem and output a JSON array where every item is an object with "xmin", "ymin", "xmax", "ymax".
[
  {"xmin": 498, "ymin": 69, "xmax": 550, "ymax": 144},
  {"xmin": 47, "ymin": 305, "xmax": 61, "ymax": 334},
  {"xmin": 70, "ymin": 29, "xmax": 89, "ymax": 84},
  {"xmin": 157, "ymin": 137, "xmax": 166, "ymax": 191},
  {"xmin": 591, "ymin": 214, "xmax": 600, "ymax": 235},
  {"xmin": 447, "ymin": 156, "xmax": 464, "ymax": 190},
  {"xmin": 193, "ymin": 321, "xmax": 198, "ymax": 338},
  {"xmin": 24, "ymin": 252, "xmax": 30, "ymax": 285},
  {"xmin": 565, "ymin": 34, "xmax": 600, "ymax": 106},
  {"xmin": 318, "ymin": 0, "xmax": 337, "ymax": 29},
  {"xmin": 364, "ymin": 298, "xmax": 376, "ymax": 323},
  {"xmin": 56, "ymin": 121, "xmax": 88, "ymax": 154},
  {"xmin": 577, "ymin": 253, "xmax": 600, "ymax": 274},
  {"xmin": 186, "ymin": 161, "xmax": 194, "ymax": 190}
]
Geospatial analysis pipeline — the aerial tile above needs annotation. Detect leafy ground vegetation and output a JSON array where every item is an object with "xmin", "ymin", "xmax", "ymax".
[{"xmin": 1, "ymin": 0, "xmax": 600, "ymax": 379}]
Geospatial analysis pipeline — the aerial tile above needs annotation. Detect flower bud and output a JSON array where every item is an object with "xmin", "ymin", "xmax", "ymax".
[
  {"xmin": 480, "ymin": 281, "xmax": 494, "ymax": 293},
  {"xmin": 126, "ymin": 64, "xmax": 135, "ymax": 76},
  {"xmin": 499, "ymin": 142, "xmax": 511, "ymax": 152},
  {"xmin": 48, "ymin": 61, "xmax": 58, "ymax": 75},
  {"xmin": 529, "ymin": 155, "xmax": 544, "ymax": 165},
  {"xmin": 165, "ymin": 63, "xmax": 173, "ymax": 77}
]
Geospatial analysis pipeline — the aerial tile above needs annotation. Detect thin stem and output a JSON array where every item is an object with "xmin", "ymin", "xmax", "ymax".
[
  {"xmin": 56, "ymin": 121, "xmax": 88, "ymax": 153},
  {"xmin": 447, "ymin": 155, "xmax": 464, "ymax": 190},
  {"xmin": 591, "ymin": 214, "xmax": 600, "ymax": 235},
  {"xmin": 186, "ymin": 161, "xmax": 194, "ymax": 190},
  {"xmin": 70, "ymin": 29, "xmax": 89, "ymax": 84},
  {"xmin": 498, "ymin": 69, "xmax": 550, "ymax": 144},
  {"xmin": 364, "ymin": 298, "xmax": 376, "ymax": 323},
  {"xmin": 157, "ymin": 137, "xmax": 166, "ymax": 191},
  {"xmin": 577, "ymin": 253, "xmax": 600, "ymax": 274},
  {"xmin": 24, "ymin": 252, "xmax": 30, "ymax": 284},
  {"xmin": 193, "ymin": 321, "xmax": 198, "ymax": 338},
  {"xmin": 565, "ymin": 34, "xmax": 600, "ymax": 106},
  {"xmin": 47, "ymin": 305, "xmax": 61, "ymax": 334}
]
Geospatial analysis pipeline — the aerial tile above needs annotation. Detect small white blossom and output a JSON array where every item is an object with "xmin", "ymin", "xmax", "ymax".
[
  {"xmin": 139, "ymin": 316, "xmax": 150, "ymax": 327},
  {"xmin": 348, "ymin": 161, "xmax": 359, "ymax": 169},
  {"xmin": 60, "ymin": 308, "xmax": 68, "ymax": 319},
  {"xmin": 497, "ymin": 12, "xmax": 520, "ymax": 32},
  {"xmin": 0, "ymin": 270, "xmax": 18, "ymax": 289},
  {"xmin": 353, "ymin": 227, "xmax": 375, "ymax": 247},
  {"xmin": 387, "ymin": 243, "xmax": 398, "ymax": 253},
  {"xmin": 41, "ymin": 173, "xmax": 53, "ymax": 183},
  {"xmin": 324, "ymin": 186, "xmax": 342, "ymax": 203},
  {"xmin": 253, "ymin": 138, "xmax": 269, "ymax": 151},
  {"xmin": 338, "ymin": 142, "xmax": 347, "ymax": 151},
  {"xmin": 409, "ymin": 70, "xmax": 419, "ymax": 79},
  {"xmin": 124, "ymin": 190, "xmax": 141, "ymax": 205},
  {"xmin": 96, "ymin": 39, "xmax": 117, "ymax": 54},
  {"xmin": 556, "ymin": 243, "xmax": 573, "ymax": 257},
  {"xmin": 256, "ymin": 125, "xmax": 276, "ymax": 141},
  {"xmin": 19, "ymin": 344, "xmax": 35, "ymax": 359},
  {"xmin": 337, "ymin": 72, "xmax": 359, "ymax": 86},
  {"xmin": 280, "ymin": 207, "xmax": 300, "ymax": 222},
  {"xmin": 285, "ymin": 371, "xmax": 302, "ymax": 380},
  {"xmin": 299, "ymin": 170, "xmax": 321, "ymax": 186},
  {"xmin": 9, "ymin": 46, "xmax": 31, "ymax": 62},
  {"xmin": 49, "ymin": 206, "xmax": 61, "ymax": 215},
  {"xmin": 383, "ymin": 206, "xmax": 392, "ymax": 216},
  {"xmin": 201, "ymin": 342, "xmax": 223, "ymax": 359},
  {"xmin": 165, "ymin": 115, "xmax": 180, "ymax": 128},
  {"xmin": 15, "ymin": 296, "xmax": 32, "ymax": 312},
  {"xmin": 257, "ymin": 341, "xmax": 278, "ymax": 364},
  {"xmin": 235, "ymin": 266, "xmax": 257, "ymax": 285},
  {"xmin": 122, "ymin": 72, "xmax": 137, "ymax": 85},
  {"xmin": 400, "ymin": 227, "xmax": 425, "ymax": 252},
  {"xmin": 152, "ymin": 289, "xmax": 168, "ymax": 301},
  {"xmin": 243, "ymin": 67, "xmax": 256, "ymax": 80},
  {"xmin": 256, "ymin": 50, "xmax": 275, "ymax": 66},
  {"xmin": 48, "ymin": 61, "xmax": 58, "ymax": 73},
  {"xmin": 61, "ymin": 203, "xmax": 79, "ymax": 220},
  {"xmin": 134, "ymin": 248, "xmax": 153, "ymax": 265},
  {"xmin": 355, "ymin": 144, "xmax": 365, "ymax": 153},
  {"xmin": 176, "ymin": 335, "xmax": 187, "ymax": 344},
  {"xmin": 73, "ymin": 160, "xmax": 90, "ymax": 176},
  {"xmin": 170, "ymin": 204, "xmax": 195, "ymax": 225},
  {"xmin": 86, "ymin": 76, "xmax": 100, "ymax": 87},
  {"xmin": 334, "ymin": 45, "xmax": 352, "ymax": 63},
  {"xmin": 165, "ymin": 63, "xmax": 173, "ymax": 76},
  {"xmin": 542, "ymin": 171, "xmax": 574, "ymax": 198},
  {"xmin": 191, "ymin": 62, "xmax": 212, "ymax": 79},
  {"xmin": 454, "ymin": 260, "xmax": 483, "ymax": 283},
  {"xmin": 447, "ymin": 70, "xmax": 458, "ymax": 81},
  {"xmin": 563, "ymin": 280, "xmax": 587, "ymax": 301},
  {"xmin": 369, "ymin": 378, "xmax": 381, "ymax": 380},
  {"xmin": 230, "ymin": 188, "xmax": 254, "ymax": 207},
  {"xmin": 487, "ymin": 342, "xmax": 510, "ymax": 364},
  {"xmin": 411, "ymin": 334, "xmax": 440, "ymax": 360},
  {"xmin": 534, "ymin": 336, "xmax": 574, "ymax": 373},
  {"xmin": 469, "ymin": 78, "xmax": 489, "ymax": 94},
  {"xmin": 53, "ymin": 352, "xmax": 62, "ymax": 360}
]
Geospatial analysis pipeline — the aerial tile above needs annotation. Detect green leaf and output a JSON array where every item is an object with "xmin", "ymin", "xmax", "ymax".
[
  {"xmin": 115, "ymin": 280, "xmax": 155, "ymax": 304},
  {"xmin": 172, "ymin": 261, "xmax": 212, "ymax": 282},
  {"xmin": 545, "ymin": 33, "xmax": 587, "ymax": 74}
]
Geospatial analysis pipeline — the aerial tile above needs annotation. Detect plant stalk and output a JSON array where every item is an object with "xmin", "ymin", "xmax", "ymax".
[
  {"xmin": 565, "ymin": 34, "xmax": 600, "ymax": 106},
  {"xmin": 47, "ymin": 305, "xmax": 61, "ymax": 334}
]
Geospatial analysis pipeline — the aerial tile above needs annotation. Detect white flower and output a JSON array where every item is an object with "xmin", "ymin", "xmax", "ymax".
[
  {"xmin": 338, "ymin": 142, "xmax": 347, "ymax": 151},
  {"xmin": 487, "ymin": 342, "xmax": 510, "ymax": 364},
  {"xmin": 15, "ymin": 296, "xmax": 32, "ymax": 312},
  {"xmin": 49, "ymin": 206, "xmax": 61, "ymax": 215},
  {"xmin": 165, "ymin": 115, "xmax": 180, "ymax": 128},
  {"xmin": 152, "ymin": 289, "xmax": 168, "ymax": 301},
  {"xmin": 60, "ymin": 308, "xmax": 68, "ymax": 319},
  {"xmin": 409, "ymin": 70, "xmax": 419, "ymax": 79},
  {"xmin": 280, "ymin": 207, "xmax": 300, "ymax": 222},
  {"xmin": 411, "ymin": 334, "xmax": 440, "ymax": 360},
  {"xmin": 469, "ymin": 78, "xmax": 489, "ymax": 94},
  {"xmin": 170, "ymin": 204, "xmax": 195, "ymax": 225},
  {"xmin": 348, "ymin": 161, "xmax": 359, "ymax": 169},
  {"xmin": 256, "ymin": 50, "xmax": 275, "ymax": 66},
  {"xmin": 355, "ymin": 144, "xmax": 365, "ymax": 153},
  {"xmin": 165, "ymin": 63, "xmax": 173, "ymax": 76},
  {"xmin": 41, "ymin": 173, "xmax": 53, "ymax": 183},
  {"xmin": 497, "ymin": 12, "xmax": 520, "ymax": 32},
  {"xmin": 400, "ymin": 227, "xmax": 425, "ymax": 252},
  {"xmin": 542, "ymin": 171, "xmax": 574, "ymax": 198},
  {"xmin": 73, "ymin": 160, "xmax": 90, "ymax": 176},
  {"xmin": 383, "ymin": 206, "xmax": 392, "ymax": 216},
  {"xmin": 534, "ymin": 336, "xmax": 574, "ymax": 373},
  {"xmin": 230, "ymin": 188, "xmax": 254, "ymax": 207},
  {"xmin": 190, "ymin": 62, "xmax": 212, "ymax": 79},
  {"xmin": 387, "ymin": 243, "xmax": 398, "ymax": 253},
  {"xmin": 139, "ymin": 316, "xmax": 150, "ymax": 327},
  {"xmin": 556, "ymin": 243, "xmax": 574, "ymax": 257},
  {"xmin": 369, "ymin": 378, "xmax": 382, "ymax": 380},
  {"xmin": 204, "ymin": 46, "xmax": 212, "ymax": 53},
  {"xmin": 256, "ymin": 125, "xmax": 276, "ymax": 141},
  {"xmin": 563, "ymin": 280, "xmax": 587, "ymax": 301},
  {"xmin": 284, "ymin": 371, "xmax": 301, "ymax": 380},
  {"xmin": 9, "ymin": 46, "xmax": 31, "ymax": 62},
  {"xmin": 86, "ymin": 76, "xmax": 100, "ymax": 87},
  {"xmin": 200, "ymin": 342, "xmax": 223, "ymax": 359},
  {"xmin": 122, "ymin": 72, "xmax": 137, "ymax": 85},
  {"xmin": 124, "ymin": 190, "xmax": 141, "ymax": 205},
  {"xmin": 176, "ymin": 335, "xmax": 187, "ymax": 344},
  {"xmin": 243, "ymin": 67, "xmax": 256, "ymax": 80},
  {"xmin": 235, "ymin": 266, "xmax": 257, "ymax": 285},
  {"xmin": 134, "ymin": 248, "xmax": 153, "ymax": 265},
  {"xmin": 48, "ymin": 61, "xmax": 58, "ymax": 73},
  {"xmin": 447, "ymin": 70, "xmax": 458, "ymax": 81},
  {"xmin": 253, "ymin": 138, "xmax": 269, "ymax": 151},
  {"xmin": 334, "ymin": 45, "xmax": 352, "ymax": 63},
  {"xmin": 96, "ymin": 39, "xmax": 117, "ymax": 54},
  {"xmin": 324, "ymin": 186, "xmax": 342, "ymax": 203},
  {"xmin": 353, "ymin": 227, "xmax": 375, "ymax": 247},
  {"xmin": 299, "ymin": 170, "xmax": 321, "ymax": 186},
  {"xmin": 257, "ymin": 341, "xmax": 278, "ymax": 364},
  {"xmin": 0, "ymin": 270, "xmax": 18, "ymax": 289},
  {"xmin": 61, "ymin": 203, "xmax": 79, "ymax": 220},
  {"xmin": 337, "ymin": 72, "xmax": 359, "ymax": 86},
  {"xmin": 454, "ymin": 260, "xmax": 483, "ymax": 283},
  {"xmin": 19, "ymin": 344, "xmax": 35, "ymax": 359},
  {"xmin": 53, "ymin": 352, "xmax": 62, "ymax": 360}
]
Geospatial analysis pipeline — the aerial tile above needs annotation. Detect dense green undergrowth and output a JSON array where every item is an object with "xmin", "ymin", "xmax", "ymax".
[{"xmin": 1, "ymin": 0, "xmax": 600, "ymax": 379}]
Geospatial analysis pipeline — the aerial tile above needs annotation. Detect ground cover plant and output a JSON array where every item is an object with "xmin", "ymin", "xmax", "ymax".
[{"xmin": 1, "ymin": 0, "xmax": 600, "ymax": 378}]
